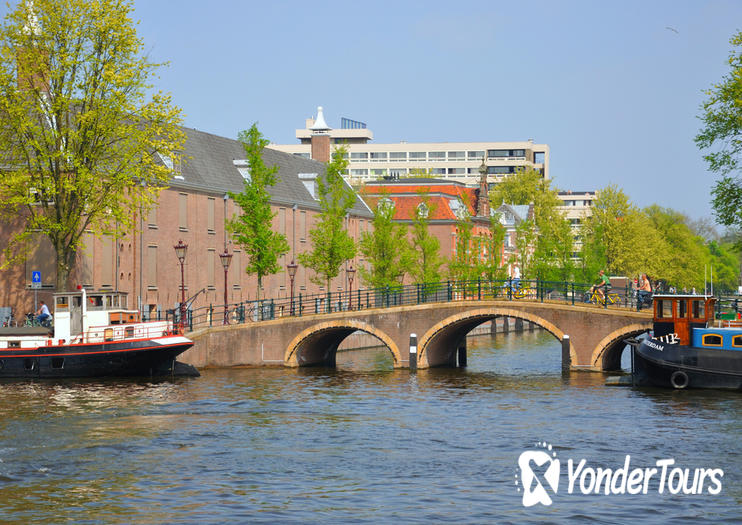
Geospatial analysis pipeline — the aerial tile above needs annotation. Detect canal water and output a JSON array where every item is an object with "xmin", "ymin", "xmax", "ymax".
[{"xmin": 0, "ymin": 331, "xmax": 740, "ymax": 523}]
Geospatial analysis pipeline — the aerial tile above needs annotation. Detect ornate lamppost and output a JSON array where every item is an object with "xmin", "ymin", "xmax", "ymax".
[
  {"xmin": 219, "ymin": 250, "xmax": 232, "ymax": 325},
  {"xmin": 173, "ymin": 240, "xmax": 188, "ymax": 332},
  {"xmin": 287, "ymin": 259, "xmax": 298, "ymax": 316},
  {"xmin": 347, "ymin": 265, "xmax": 356, "ymax": 310}
]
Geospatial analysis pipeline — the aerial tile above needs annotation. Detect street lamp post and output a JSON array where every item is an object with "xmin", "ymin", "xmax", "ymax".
[
  {"xmin": 173, "ymin": 240, "xmax": 188, "ymax": 332},
  {"xmin": 347, "ymin": 265, "xmax": 356, "ymax": 310},
  {"xmin": 287, "ymin": 259, "xmax": 298, "ymax": 316},
  {"xmin": 219, "ymin": 250, "xmax": 232, "ymax": 325}
]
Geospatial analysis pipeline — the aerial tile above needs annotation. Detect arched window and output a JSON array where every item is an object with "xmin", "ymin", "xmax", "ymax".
[
  {"xmin": 416, "ymin": 202, "xmax": 429, "ymax": 219},
  {"xmin": 702, "ymin": 334, "xmax": 723, "ymax": 347}
]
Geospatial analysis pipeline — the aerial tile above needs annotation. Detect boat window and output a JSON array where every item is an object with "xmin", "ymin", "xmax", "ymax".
[
  {"xmin": 678, "ymin": 300, "xmax": 687, "ymax": 318},
  {"xmin": 125, "ymin": 327, "xmax": 134, "ymax": 338},
  {"xmin": 55, "ymin": 297, "xmax": 69, "ymax": 311},
  {"xmin": 656, "ymin": 299, "xmax": 673, "ymax": 318},
  {"xmin": 9, "ymin": 341, "xmax": 20, "ymax": 348},
  {"xmin": 702, "ymin": 334, "xmax": 723, "ymax": 347},
  {"xmin": 104, "ymin": 328, "xmax": 114, "ymax": 342},
  {"xmin": 73, "ymin": 296, "xmax": 82, "ymax": 307},
  {"xmin": 732, "ymin": 335, "xmax": 742, "ymax": 347},
  {"xmin": 692, "ymin": 300, "xmax": 705, "ymax": 319},
  {"xmin": 51, "ymin": 357, "xmax": 64, "ymax": 369}
]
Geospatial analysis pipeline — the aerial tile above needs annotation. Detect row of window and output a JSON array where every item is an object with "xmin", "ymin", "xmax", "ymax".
[
  {"xmin": 346, "ymin": 166, "xmax": 526, "ymax": 178},
  {"xmin": 344, "ymin": 150, "xmax": 528, "ymax": 162}
]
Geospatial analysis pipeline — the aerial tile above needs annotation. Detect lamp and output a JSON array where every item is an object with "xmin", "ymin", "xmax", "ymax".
[
  {"xmin": 347, "ymin": 265, "xmax": 356, "ymax": 309},
  {"xmin": 173, "ymin": 240, "xmax": 188, "ymax": 332},
  {"xmin": 287, "ymin": 259, "xmax": 298, "ymax": 315},
  {"xmin": 219, "ymin": 250, "xmax": 232, "ymax": 324}
]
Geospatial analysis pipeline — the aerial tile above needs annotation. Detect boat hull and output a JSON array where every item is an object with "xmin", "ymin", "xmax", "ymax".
[
  {"xmin": 0, "ymin": 336, "xmax": 198, "ymax": 379},
  {"xmin": 632, "ymin": 338, "xmax": 742, "ymax": 390}
]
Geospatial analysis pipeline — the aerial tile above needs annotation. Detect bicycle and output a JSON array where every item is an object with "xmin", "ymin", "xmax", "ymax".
[
  {"xmin": 585, "ymin": 288, "xmax": 620, "ymax": 306},
  {"xmin": 504, "ymin": 284, "xmax": 532, "ymax": 299}
]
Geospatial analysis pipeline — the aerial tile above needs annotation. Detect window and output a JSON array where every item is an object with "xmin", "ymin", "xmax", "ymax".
[
  {"xmin": 702, "ymin": 334, "xmax": 722, "ymax": 347},
  {"xmin": 692, "ymin": 300, "xmax": 705, "ymax": 319},
  {"xmin": 447, "ymin": 168, "xmax": 465, "ymax": 174},
  {"xmin": 299, "ymin": 173, "xmax": 318, "ymax": 200},
  {"xmin": 429, "ymin": 151, "xmax": 445, "ymax": 160},
  {"xmin": 468, "ymin": 151, "xmax": 485, "ymax": 159},
  {"xmin": 207, "ymin": 249, "xmax": 216, "ymax": 289},
  {"xmin": 300, "ymin": 211, "xmax": 307, "ymax": 241},
  {"xmin": 534, "ymin": 152, "xmax": 545, "ymax": 163},
  {"xmin": 733, "ymin": 335, "xmax": 742, "ymax": 347},
  {"xmin": 678, "ymin": 300, "xmax": 687, "ymax": 318},
  {"xmin": 409, "ymin": 152, "xmax": 426, "ymax": 160},
  {"xmin": 389, "ymin": 168, "xmax": 406, "ymax": 178},
  {"xmin": 207, "ymin": 198, "xmax": 215, "ymax": 233},
  {"xmin": 448, "ymin": 151, "xmax": 465, "ymax": 160},
  {"xmin": 417, "ymin": 203, "xmax": 429, "ymax": 218},
  {"xmin": 350, "ymin": 169, "xmax": 368, "ymax": 176},
  {"xmin": 389, "ymin": 152, "xmax": 407, "ymax": 161},
  {"xmin": 488, "ymin": 149, "xmax": 509, "ymax": 158},
  {"xmin": 431, "ymin": 168, "xmax": 446, "ymax": 175},
  {"xmin": 147, "ymin": 205, "xmax": 157, "ymax": 228},
  {"xmin": 370, "ymin": 152, "xmax": 387, "ymax": 162},
  {"xmin": 656, "ymin": 299, "xmax": 672, "ymax": 318},
  {"xmin": 232, "ymin": 251, "xmax": 241, "ymax": 287},
  {"xmin": 351, "ymin": 152, "xmax": 368, "ymax": 160},
  {"xmin": 233, "ymin": 160, "xmax": 250, "ymax": 181},
  {"xmin": 147, "ymin": 245, "xmax": 157, "ymax": 289},
  {"xmin": 179, "ymin": 193, "xmax": 188, "ymax": 231},
  {"xmin": 371, "ymin": 169, "xmax": 387, "ymax": 176},
  {"xmin": 278, "ymin": 207, "xmax": 286, "ymax": 234},
  {"xmin": 292, "ymin": 152, "xmax": 310, "ymax": 159},
  {"xmin": 379, "ymin": 197, "xmax": 394, "ymax": 212},
  {"xmin": 488, "ymin": 166, "xmax": 515, "ymax": 175}
]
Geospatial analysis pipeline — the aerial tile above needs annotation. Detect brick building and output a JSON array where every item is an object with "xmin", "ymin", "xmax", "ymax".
[{"xmin": 0, "ymin": 126, "xmax": 373, "ymax": 320}]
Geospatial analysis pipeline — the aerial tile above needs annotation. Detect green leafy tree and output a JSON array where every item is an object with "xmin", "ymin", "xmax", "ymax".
[
  {"xmin": 298, "ymin": 146, "xmax": 357, "ymax": 291},
  {"xmin": 0, "ymin": 0, "xmax": 184, "ymax": 290},
  {"xmin": 448, "ymin": 205, "xmax": 481, "ymax": 282},
  {"xmin": 696, "ymin": 31, "xmax": 742, "ymax": 230},
  {"xmin": 408, "ymin": 192, "xmax": 444, "ymax": 284},
  {"xmin": 226, "ymin": 124, "xmax": 289, "ymax": 301},
  {"xmin": 358, "ymin": 197, "xmax": 412, "ymax": 288},
  {"xmin": 490, "ymin": 167, "xmax": 574, "ymax": 280},
  {"xmin": 481, "ymin": 212, "xmax": 507, "ymax": 282}
]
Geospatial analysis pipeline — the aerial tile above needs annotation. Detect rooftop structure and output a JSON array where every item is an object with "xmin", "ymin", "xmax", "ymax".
[{"xmin": 270, "ymin": 106, "xmax": 550, "ymax": 187}]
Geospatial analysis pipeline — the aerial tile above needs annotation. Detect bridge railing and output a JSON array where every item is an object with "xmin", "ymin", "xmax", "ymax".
[{"xmin": 176, "ymin": 277, "xmax": 655, "ymax": 332}]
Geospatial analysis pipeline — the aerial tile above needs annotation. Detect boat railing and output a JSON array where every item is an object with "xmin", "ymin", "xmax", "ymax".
[{"xmin": 81, "ymin": 320, "xmax": 173, "ymax": 344}]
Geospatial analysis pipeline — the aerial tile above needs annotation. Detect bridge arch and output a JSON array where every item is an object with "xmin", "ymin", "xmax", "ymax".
[
  {"xmin": 284, "ymin": 319, "xmax": 402, "ymax": 368},
  {"xmin": 590, "ymin": 324, "xmax": 651, "ymax": 371},
  {"xmin": 418, "ymin": 307, "xmax": 575, "ymax": 369}
]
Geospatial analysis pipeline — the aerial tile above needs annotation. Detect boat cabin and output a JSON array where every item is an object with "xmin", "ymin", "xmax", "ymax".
[
  {"xmin": 52, "ymin": 289, "xmax": 140, "ymax": 342},
  {"xmin": 652, "ymin": 295, "xmax": 715, "ymax": 346}
]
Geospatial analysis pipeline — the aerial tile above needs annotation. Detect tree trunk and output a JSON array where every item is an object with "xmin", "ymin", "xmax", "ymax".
[{"xmin": 55, "ymin": 244, "xmax": 76, "ymax": 292}]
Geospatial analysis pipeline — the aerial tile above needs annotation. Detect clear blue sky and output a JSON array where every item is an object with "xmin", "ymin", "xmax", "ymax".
[{"xmin": 5, "ymin": 1, "xmax": 742, "ymax": 222}]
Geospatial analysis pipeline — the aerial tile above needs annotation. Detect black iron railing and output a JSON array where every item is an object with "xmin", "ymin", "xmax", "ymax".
[{"xmin": 171, "ymin": 278, "xmax": 681, "ymax": 332}]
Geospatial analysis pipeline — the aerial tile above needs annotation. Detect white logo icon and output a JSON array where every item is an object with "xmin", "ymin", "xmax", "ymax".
[{"xmin": 516, "ymin": 442, "xmax": 560, "ymax": 507}]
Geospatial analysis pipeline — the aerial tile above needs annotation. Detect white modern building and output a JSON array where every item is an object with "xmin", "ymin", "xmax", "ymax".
[
  {"xmin": 270, "ymin": 107, "xmax": 550, "ymax": 187},
  {"xmin": 557, "ymin": 190, "xmax": 597, "ymax": 257}
]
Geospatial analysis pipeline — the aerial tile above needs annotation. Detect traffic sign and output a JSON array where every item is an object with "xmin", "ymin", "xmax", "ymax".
[{"xmin": 31, "ymin": 271, "xmax": 41, "ymax": 289}]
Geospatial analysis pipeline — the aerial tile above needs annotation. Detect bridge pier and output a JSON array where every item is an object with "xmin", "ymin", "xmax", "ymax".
[
  {"xmin": 561, "ymin": 335, "xmax": 571, "ymax": 373},
  {"xmin": 457, "ymin": 340, "xmax": 467, "ymax": 367},
  {"xmin": 515, "ymin": 318, "xmax": 524, "ymax": 332},
  {"xmin": 502, "ymin": 317, "xmax": 509, "ymax": 333}
]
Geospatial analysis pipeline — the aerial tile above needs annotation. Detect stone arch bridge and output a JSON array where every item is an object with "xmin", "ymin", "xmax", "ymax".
[{"xmin": 184, "ymin": 300, "xmax": 651, "ymax": 372}]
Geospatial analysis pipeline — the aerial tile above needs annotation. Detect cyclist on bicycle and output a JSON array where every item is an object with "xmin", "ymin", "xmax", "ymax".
[
  {"xmin": 591, "ymin": 270, "xmax": 611, "ymax": 302},
  {"xmin": 36, "ymin": 301, "xmax": 51, "ymax": 326}
]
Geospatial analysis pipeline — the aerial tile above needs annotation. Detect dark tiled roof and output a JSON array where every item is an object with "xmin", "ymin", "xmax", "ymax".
[{"xmin": 169, "ymin": 126, "xmax": 371, "ymax": 216}]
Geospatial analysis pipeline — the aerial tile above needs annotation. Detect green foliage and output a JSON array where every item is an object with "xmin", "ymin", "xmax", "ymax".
[
  {"xmin": 696, "ymin": 31, "xmax": 742, "ymax": 230},
  {"xmin": 298, "ymin": 146, "xmax": 357, "ymax": 290},
  {"xmin": 481, "ymin": 213, "xmax": 507, "ymax": 281},
  {"xmin": 447, "ymin": 205, "xmax": 481, "ymax": 282},
  {"xmin": 226, "ymin": 124, "xmax": 289, "ymax": 300},
  {"xmin": 490, "ymin": 167, "xmax": 574, "ymax": 280},
  {"xmin": 359, "ymin": 197, "xmax": 412, "ymax": 288},
  {"xmin": 578, "ymin": 186, "xmax": 741, "ymax": 290},
  {"xmin": 0, "ymin": 0, "xmax": 184, "ymax": 290},
  {"xmin": 408, "ymin": 192, "xmax": 444, "ymax": 284}
]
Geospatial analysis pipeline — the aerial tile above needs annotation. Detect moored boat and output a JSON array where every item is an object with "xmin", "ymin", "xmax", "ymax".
[
  {"xmin": 627, "ymin": 294, "xmax": 742, "ymax": 390},
  {"xmin": 0, "ymin": 289, "xmax": 198, "ymax": 378}
]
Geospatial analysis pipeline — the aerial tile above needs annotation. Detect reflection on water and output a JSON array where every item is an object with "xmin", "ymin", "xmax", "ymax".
[{"xmin": 0, "ymin": 331, "xmax": 739, "ymax": 523}]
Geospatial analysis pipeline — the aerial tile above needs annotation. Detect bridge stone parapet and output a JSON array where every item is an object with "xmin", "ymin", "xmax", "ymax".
[{"xmin": 182, "ymin": 300, "xmax": 652, "ymax": 371}]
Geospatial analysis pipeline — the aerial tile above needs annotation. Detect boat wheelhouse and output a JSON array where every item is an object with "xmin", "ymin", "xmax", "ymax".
[{"xmin": 629, "ymin": 294, "xmax": 742, "ymax": 390}]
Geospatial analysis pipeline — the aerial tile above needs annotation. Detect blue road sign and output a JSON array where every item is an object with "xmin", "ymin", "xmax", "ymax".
[{"xmin": 32, "ymin": 271, "xmax": 41, "ymax": 289}]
